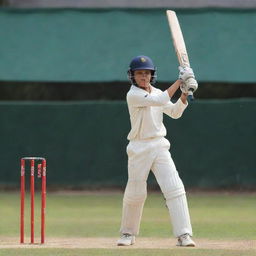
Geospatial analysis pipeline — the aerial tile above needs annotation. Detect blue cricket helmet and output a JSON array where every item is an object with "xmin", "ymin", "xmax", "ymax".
[{"xmin": 127, "ymin": 55, "xmax": 157, "ymax": 85}]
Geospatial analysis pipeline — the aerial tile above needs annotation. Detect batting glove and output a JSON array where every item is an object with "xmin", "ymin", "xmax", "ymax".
[
  {"xmin": 180, "ymin": 78, "xmax": 198, "ymax": 94},
  {"xmin": 180, "ymin": 82, "xmax": 189, "ymax": 94},
  {"xmin": 178, "ymin": 66, "xmax": 195, "ymax": 82}
]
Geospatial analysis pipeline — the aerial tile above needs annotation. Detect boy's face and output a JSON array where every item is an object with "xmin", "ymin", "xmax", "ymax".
[{"xmin": 134, "ymin": 70, "xmax": 152, "ymax": 89}]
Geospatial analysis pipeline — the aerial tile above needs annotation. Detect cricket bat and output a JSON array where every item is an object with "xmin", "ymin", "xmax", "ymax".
[{"xmin": 166, "ymin": 10, "xmax": 195, "ymax": 100}]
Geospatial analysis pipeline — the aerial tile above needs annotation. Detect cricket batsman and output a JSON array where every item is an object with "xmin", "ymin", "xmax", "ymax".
[{"xmin": 117, "ymin": 55, "xmax": 198, "ymax": 247}]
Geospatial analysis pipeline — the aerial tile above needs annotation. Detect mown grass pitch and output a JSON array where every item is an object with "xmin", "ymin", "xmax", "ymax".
[{"xmin": 0, "ymin": 191, "xmax": 255, "ymax": 256}]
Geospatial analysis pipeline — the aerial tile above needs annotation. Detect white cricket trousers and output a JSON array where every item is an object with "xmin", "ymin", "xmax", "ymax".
[{"xmin": 120, "ymin": 137, "xmax": 193, "ymax": 237}]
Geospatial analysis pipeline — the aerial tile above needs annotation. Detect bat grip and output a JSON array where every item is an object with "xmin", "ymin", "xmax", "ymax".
[{"xmin": 188, "ymin": 90, "xmax": 194, "ymax": 101}]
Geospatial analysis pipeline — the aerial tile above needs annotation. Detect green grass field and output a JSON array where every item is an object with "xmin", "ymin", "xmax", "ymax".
[{"xmin": 0, "ymin": 191, "xmax": 255, "ymax": 256}]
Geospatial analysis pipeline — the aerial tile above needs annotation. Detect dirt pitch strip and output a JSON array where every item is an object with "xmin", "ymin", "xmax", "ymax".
[{"xmin": 0, "ymin": 237, "xmax": 255, "ymax": 250}]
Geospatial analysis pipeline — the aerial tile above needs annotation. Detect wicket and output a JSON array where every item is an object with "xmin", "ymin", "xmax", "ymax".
[{"xmin": 20, "ymin": 157, "xmax": 46, "ymax": 244}]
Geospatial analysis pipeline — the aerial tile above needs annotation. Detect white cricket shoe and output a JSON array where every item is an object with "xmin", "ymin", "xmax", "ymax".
[
  {"xmin": 177, "ymin": 233, "xmax": 196, "ymax": 247},
  {"xmin": 117, "ymin": 233, "xmax": 135, "ymax": 246}
]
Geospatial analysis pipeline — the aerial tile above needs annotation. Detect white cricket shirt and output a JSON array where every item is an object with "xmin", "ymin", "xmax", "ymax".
[{"xmin": 127, "ymin": 85, "xmax": 188, "ymax": 141}]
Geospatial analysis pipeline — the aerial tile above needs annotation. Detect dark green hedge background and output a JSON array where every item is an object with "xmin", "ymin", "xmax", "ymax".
[{"xmin": 0, "ymin": 99, "xmax": 255, "ymax": 189}]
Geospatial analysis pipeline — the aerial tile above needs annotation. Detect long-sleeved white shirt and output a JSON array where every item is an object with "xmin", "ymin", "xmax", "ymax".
[{"xmin": 127, "ymin": 85, "xmax": 188, "ymax": 141}]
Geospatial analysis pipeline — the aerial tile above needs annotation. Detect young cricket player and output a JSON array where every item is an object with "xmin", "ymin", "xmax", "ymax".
[{"xmin": 117, "ymin": 55, "xmax": 198, "ymax": 247}]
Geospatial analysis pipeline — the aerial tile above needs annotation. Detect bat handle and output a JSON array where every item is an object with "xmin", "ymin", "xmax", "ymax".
[{"xmin": 188, "ymin": 90, "xmax": 194, "ymax": 101}]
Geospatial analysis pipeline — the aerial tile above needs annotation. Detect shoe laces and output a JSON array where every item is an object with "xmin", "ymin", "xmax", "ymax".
[
  {"xmin": 121, "ymin": 233, "xmax": 132, "ymax": 239},
  {"xmin": 179, "ymin": 233, "xmax": 190, "ymax": 241}
]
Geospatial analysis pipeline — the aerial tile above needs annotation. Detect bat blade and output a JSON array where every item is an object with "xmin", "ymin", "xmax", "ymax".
[
  {"xmin": 166, "ymin": 10, "xmax": 190, "ymax": 67},
  {"xmin": 166, "ymin": 10, "xmax": 194, "ymax": 100}
]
